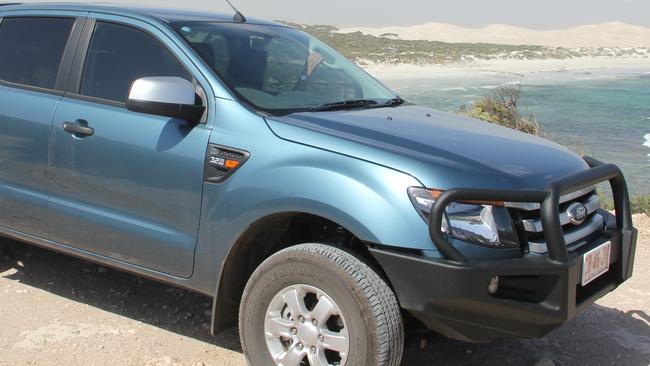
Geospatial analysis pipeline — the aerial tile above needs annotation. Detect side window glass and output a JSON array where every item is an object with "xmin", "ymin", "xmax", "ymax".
[
  {"xmin": 0, "ymin": 17, "xmax": 75, "ymax": 89},
  {"xmin": 80, "ymin": 21, "xmax": 192, "ymax": 103}
]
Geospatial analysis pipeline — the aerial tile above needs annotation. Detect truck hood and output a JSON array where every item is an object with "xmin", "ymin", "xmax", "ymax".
[{"xmin": 265, "ymin": 105, "xmax": 588, "ymax": 190}]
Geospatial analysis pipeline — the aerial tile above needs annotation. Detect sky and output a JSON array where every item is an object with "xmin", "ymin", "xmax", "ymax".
[{"xmin": 18, "ymin": 0, "xmax": 650, "ymax": 28}]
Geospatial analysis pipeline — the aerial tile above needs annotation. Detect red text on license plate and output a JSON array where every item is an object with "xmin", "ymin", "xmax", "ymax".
[{"xmin": 581, "ymin": 241, "xmax": 612, "ymax": 286}]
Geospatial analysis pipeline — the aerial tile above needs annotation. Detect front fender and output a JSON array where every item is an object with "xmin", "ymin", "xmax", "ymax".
[{"xmin": 191, "ymin": 131, "xmax": 434, "ymax": 295}]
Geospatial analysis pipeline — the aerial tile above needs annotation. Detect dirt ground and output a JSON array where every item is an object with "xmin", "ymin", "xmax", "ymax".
[{"xmin": 1, "ymin": 215, "xmax": 649, "ymax": 366}]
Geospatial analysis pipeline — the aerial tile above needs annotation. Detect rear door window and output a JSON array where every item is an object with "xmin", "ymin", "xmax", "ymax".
[
  {"xmin": 0, "ymin": 17, "xmax": 75, "ymax": 90},
  {"xmin": 80, "ymin": 21, "xmax": 192, "ymax": 103}
]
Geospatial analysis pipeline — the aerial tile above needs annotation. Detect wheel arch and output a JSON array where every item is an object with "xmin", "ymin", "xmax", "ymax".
[{"xmin": 210, "ymin": 210, "xmax": 387, "ymax": 334}]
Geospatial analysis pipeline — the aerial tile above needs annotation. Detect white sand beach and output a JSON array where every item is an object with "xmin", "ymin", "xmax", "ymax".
[{"xmin": 362, "ymin": 57, "xmax": 650, "ymax": 80}]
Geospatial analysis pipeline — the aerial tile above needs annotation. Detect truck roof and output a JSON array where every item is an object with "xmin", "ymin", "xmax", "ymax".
[{"xmin": 0, "ymin": 2, "xmax": 288, "ymax": 27}]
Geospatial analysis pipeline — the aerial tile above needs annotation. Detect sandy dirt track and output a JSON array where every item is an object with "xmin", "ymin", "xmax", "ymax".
[{"xmin": 1, "ymin": 215, "xmax": 649, "ymax": 366}]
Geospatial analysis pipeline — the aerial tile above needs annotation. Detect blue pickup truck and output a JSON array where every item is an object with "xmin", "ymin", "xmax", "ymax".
[{"xmin": 0, "ymin": 3, "xmax": 637, "ymax": 365}]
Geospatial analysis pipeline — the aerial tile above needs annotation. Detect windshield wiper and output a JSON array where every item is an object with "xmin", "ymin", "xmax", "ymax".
[
  {"xmin": 311, "ymin": 99, "xmax": 378, "ymax": 112},
  {"xmin": 369, "ymin": 97, "xmax": 407, "ymax": 109}
]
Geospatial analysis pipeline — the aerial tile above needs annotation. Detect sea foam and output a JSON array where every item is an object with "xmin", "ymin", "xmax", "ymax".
[
  {"xmin": 481, "ymin": 80, "xmax": 521, "ymax": 90},
  {"xmin": 644, "ymin": 134, "xmax": 650, "ymax": 148}
]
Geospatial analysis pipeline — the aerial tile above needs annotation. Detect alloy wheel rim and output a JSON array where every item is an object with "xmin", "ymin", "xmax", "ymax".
[{"xmin": 264, "ymin": 284, "xmax": 349, "ymax": 366}]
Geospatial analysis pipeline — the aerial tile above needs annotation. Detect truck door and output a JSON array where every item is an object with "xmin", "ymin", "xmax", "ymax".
[
  {"xmin": 0, "ymin": 15, "xmax": 83, "ymax": 238},
  {"xmin": 47, "ymin": 16, "xmax": 211, "ymax": 278}
]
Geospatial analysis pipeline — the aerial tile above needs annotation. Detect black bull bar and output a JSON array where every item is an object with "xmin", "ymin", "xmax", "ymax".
[{"xmin": 428, "ymin": 156, "xmax": 634, "ymax": 263}]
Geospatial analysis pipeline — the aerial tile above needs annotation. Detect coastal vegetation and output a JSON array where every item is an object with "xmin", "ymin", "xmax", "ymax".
[
  {"xmin": 459, "ymin": 84, "xmax": 541, "ymax": 135},
  {"xmin": 630, "ymin": 196, "xmax": 650, "ymax": 216},
  {"xmin": 600, "ymin": 192, "xmax": 650, "ymax": 216},
  {"xmin": 285, "ymin": 22, "xmax": 650, "ymax": 66}
]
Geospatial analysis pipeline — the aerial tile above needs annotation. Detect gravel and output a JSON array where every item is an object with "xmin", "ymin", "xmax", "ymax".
[{"xmin": 1, "ymin": 214, "xmax": 649, "ymax": 365}]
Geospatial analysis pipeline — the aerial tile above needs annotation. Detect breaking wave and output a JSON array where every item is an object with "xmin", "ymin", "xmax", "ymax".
[{"xmin": 480, "ymin": 80, "xmax": 521, "ymax": 90}]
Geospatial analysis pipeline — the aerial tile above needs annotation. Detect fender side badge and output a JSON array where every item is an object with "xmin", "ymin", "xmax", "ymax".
[{"xmin": 204, "ymin": 144, "xmax": 249, "ymax": 183}]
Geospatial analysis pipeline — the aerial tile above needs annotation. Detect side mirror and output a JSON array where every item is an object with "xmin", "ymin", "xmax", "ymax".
[{"xmin": 126, "ymin": 77, "xmax": 205, "ymax": 123}]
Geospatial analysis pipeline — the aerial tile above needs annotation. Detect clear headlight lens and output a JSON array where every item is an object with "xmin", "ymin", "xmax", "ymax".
[{"xmin": 407, "ymin": 187, "xmax": 519, "ymax": 249}]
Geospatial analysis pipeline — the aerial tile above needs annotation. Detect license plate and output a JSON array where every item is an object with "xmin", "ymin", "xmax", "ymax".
[{"xmin": 581, "ymin": 241, "xmax": 612, "ymax": 286}]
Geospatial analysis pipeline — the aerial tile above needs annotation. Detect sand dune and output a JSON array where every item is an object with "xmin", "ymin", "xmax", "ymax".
[{"xmin": 339, "ymin": 22, "xmax": 650, "ymax": 48}]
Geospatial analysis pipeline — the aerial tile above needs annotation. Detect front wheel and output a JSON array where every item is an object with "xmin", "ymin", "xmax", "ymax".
[{"xmin": 239, "ymin": 244, "xmax": 404, "ymax": 366}]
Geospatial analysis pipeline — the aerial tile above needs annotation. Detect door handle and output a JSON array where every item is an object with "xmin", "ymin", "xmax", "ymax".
[{"xmin": 62, "ymin": 120, "xmax": 94, "ymax": 137}]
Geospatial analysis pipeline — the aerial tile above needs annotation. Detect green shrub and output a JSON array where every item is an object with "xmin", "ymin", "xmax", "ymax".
[
  {"xmin": 598, "ymin": 191, "xmax": 650, "ymax": 216},
  {"xmin": 460, "ymin": 84, "xmax": 541, "ymax": 135},
  {"xmin": 631, "ymin": 195, "xmax": 650, "ymax": 216}
]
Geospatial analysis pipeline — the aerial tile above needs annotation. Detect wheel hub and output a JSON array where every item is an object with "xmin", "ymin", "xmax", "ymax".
[
  {"xmin": 264, "ymin": 284, "xmax": 349, "ymax": 366},
  {"xmin": 297, "ymin": 322, "xmax": 320, "ymax": 345}
]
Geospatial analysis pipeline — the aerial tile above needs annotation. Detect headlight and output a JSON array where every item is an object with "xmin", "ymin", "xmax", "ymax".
[{"xmin": 407, "ymin": 187, "xmax": 519, "ymax": 249}]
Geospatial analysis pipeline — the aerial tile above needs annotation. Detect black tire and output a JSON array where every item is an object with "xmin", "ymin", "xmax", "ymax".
[{"xmin": 239, "ymin": 243, "xmax": 404, "ymax": 366}]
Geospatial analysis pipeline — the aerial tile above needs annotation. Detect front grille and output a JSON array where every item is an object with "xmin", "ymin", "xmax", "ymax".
[{"xmin": 508, "ymin": 188, "xmax": 605, "ymax": 254}]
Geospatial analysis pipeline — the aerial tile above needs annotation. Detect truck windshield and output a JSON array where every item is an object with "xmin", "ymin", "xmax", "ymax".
[{"xmin": 171, "ymin": 22, "xmax": 397, "ymax": 115}]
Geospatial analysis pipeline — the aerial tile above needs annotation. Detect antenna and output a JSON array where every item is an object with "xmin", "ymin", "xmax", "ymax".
[{"xmin": 225, "ymin": 0, "xmax": 246, "ymax": 23}]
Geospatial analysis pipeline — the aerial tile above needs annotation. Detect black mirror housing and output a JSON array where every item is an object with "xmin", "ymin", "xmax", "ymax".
[{"xmin": 126, "ymin": 99, "xmax": 205, "ymax": 123}]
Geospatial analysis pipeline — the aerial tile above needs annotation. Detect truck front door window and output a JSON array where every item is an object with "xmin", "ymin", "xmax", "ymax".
[{"xmin": 80, "ymin": 21, "xmax": 192, "ymax": 103}]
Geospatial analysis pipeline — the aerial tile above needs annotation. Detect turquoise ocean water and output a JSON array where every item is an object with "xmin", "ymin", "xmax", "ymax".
[{"xmin": 383, "ymin": 68, "xmax": 650, "ymax": 195}]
